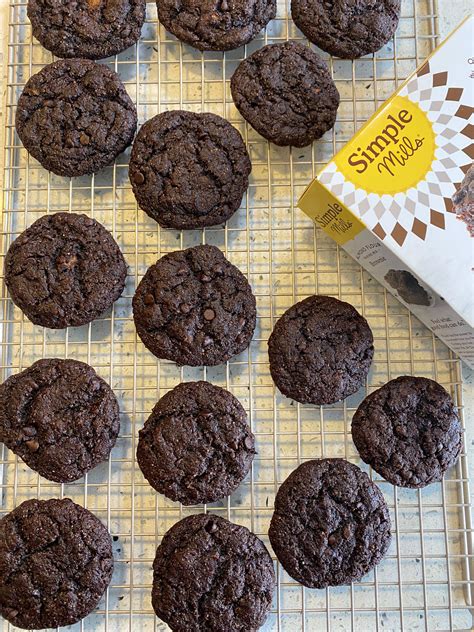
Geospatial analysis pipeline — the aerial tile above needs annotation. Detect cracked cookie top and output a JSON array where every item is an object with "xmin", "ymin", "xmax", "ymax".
[
  {"xmin": 269, "ymin": 459, "xmax": 391, "ymax": 588},
  {"xmin": 152, "ymin": 513, "xmax": 275, "ymax": 631},
  {"xmin": 4, "ymin": 212, "xmax": 127, "ymax": 329},
  {"xmin": 0, "ymin": 359, "xmax": 120, "ymax": 483},
  {"xmin": 15, "ymin": 59, "xmax": 137, "ymax": 177},
  {"xmin": 27, "ymin": 0, "xmax": 146, "ymax": 59},
  {"xmin": 157, "ymin": 0, "xmax": 276, "ymax": 51},
  {"xmin": 133, "ymin": 244, "xmax": 256, "ymax": 366},
  {"xmin": 230, "ymin": 41, "xmax": 340, "ymax": 147},
  {"xmin": 351, "ymin": 376, "xmax": 463, "ymax": 488},
  {"xmin": 129, "ymin": 110, "xmax": 251, "ymax": 229},
  {"xmin": 137, "ymin": 381, "xmax": 255, "ymax": 505},
  {"xmin": 0, "ymin": 498, "xmax": 113, "ymax": 629},
  {"xmin": 268, "ymin": 295, "xmax": 374, "ymax": 405},
  {"xmin": 291, "ymin": 0, "xmax": 401, "ymax": 59}
]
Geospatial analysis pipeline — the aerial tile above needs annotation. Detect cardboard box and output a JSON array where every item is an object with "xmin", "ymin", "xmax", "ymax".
[{"xmin": 298, "ymin": 16, "xmax": 474, "ymax": 368}]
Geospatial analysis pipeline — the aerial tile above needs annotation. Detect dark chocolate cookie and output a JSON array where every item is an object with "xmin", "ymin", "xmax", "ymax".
[
  {"xmin": 0, "ymin": 498, "xmax": 113, "ymax": 630},
  {"xmin": 152, "ymin": 514, "xmax": 275, "ymax": 631},
  {"xmin": 269, "ymin": 459, "xmax": 391, "ymax": 588},
  {"xmin": 384, "ymin": 269, "xmax": 431, "ymax": 306},
  {"xmin": 15, "ymin": 59, "xmax": 137, "ymax": 177},
  {"xmin": 137, "ymin": 381, "xmax": 255, "ymax": 504},
  {"xmin": 291, "ymin": 0, "xmax": 401, "ymax": 59},
  {"xmin": 133, "ymin": 245, "xmax": 256, "ymax": 366},
  {"xmin": 157, "ymin": 0, "xmax": 276, "ymax": 51},
  {"xmin": 4, "ymin": 212, "xmax": 127, "ymax": 329},
  {"xmin": 0, "ymin": 359, "xmax": 120, "ymax": 483},
  {"xmin": 268, "ymin": 295, "xmax": 374, "ymax": 405},
  {"xmin": 129, "ymin": 111, "xmax": 251, "ymax": 229},
  {"xmin": 27, "ymin": 0, "xmax": 145, "ymax": 60},
  {"xmin": 230, "ymin": 41, "xmax": 339, "ymax": 147},
  {"xmin": 452, "ymin": 164, "xmax": 474, "ymax": 237},
  {"xmin": 351, "ymin": 376, "xmax": 463, "ymax": 488}
]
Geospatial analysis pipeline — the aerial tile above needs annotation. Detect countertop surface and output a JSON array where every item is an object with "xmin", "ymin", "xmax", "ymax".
[{"xmin": 0, "ymin": 0, "xmax": 472, "ymax": 499}]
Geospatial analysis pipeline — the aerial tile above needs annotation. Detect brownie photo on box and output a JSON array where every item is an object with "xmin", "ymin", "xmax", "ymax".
[
  {"xmin": 452, "ymin": 164, "xmax": 474, "ymax": 237},
  {"xmin": 384, "ymin": 269, "xmax": 432, "ymax": 307}
]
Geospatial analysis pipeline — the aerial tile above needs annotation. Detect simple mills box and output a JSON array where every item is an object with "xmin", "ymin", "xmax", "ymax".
[{"xmin": 298, "ymin": 17, "xmax": 474, "ymax": 367}]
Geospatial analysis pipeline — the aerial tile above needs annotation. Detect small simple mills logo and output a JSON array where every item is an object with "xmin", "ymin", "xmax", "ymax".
[{"xmin": 335, "ymin": 95, "xmax": 436, "ymax": 195}]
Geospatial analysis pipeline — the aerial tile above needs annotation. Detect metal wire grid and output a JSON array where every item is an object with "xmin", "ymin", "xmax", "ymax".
[{"xmin": 1, "ymin": 0, "xmax": 473, "ymax": 630}]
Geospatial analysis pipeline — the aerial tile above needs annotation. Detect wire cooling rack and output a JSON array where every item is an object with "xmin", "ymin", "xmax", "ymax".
[{"xmin": 1, "ymin": 0, "xmax": 473, "ymax": 630}]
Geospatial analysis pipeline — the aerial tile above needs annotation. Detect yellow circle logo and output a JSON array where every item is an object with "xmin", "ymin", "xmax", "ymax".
[{"xmin": 335, "ymin": 96, "xmax": 436, "ymax": 195}]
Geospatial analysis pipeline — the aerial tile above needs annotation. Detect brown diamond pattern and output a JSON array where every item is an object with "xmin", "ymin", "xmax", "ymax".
[
  {"xmin": 392, "ymin": 223, "xmax": 407, "ymax": 245},
  {"xmin": 412, "ymin": 218, "xmax": 427, "ymax": 239},
  {"xmin": 430, "ymin": 209, "xmax": 445, "ymax": 229}
]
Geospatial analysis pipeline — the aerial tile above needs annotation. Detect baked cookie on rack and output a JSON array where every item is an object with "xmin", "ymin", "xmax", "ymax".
[
  {"xmin": 0, "ymin": 498, "xmax": 113, "ymax": 629},
  {"xmin": 0, "ymin": 359, "xmax": 120, "ymax": 483},
  {"xmin": 269, "ymin": 459, "xmax": 392, "ymax": 588},
  {"xmin": 291, "ymin": 0, "xmax": 401, "ymax": 59},
  {"xmin": 15, "ymin": 58, "xmax": 137, "ymax": 177},
  {"xmin": 129, "ymin": 110, "xmax": 251, "ymax": 229},
  {"xmin": 157, "ymin": 0, "xmax": 276, "ymax": 51},
  {"xmin": 133, "ymin": 244, "xmax": 256, "ymax": 366},
  {"xmin": 137, "ymin": 381, "xmax": 255, "ymax": 504},
  {"xmin": 230, "ymin": 41, "xmax": 340, "ymax": 147},
  {"xmin": 152, "ymin": 514, "xmax": 275, "ymax": 631},
  {"xmin": 268, "ymin": 295, "xmax": 374, "ymax": 405},
  {"xmin": 351, "ymin": 376, "xmax": 463, "ymax": 488},
  {"xmin": 27, "ymin": 0, "xmax": 146, "ymax": 60},
  {"xmin": 4, "ymin": 212, "xmax": 127, "ymax": 329}
]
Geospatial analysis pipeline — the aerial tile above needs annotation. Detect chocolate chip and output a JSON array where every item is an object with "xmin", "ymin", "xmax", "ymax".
[
  {"xmin": 180, "ymin": 303, "xmax": 191, "ymax": 314},
  {"xmin": 65, "ymin": 138, "xmax": 75, "ymax": 148},
  {"xmin": 23, "ymin": 426, "xmax": 36, "ymax": 437},
  {"xmin": 201, "ymin": 274, "xmax": 211, "ymax": 283},
  {"xmin": 244, "ymin": 436, "xmax": 254, "ymax": 449},
  {"xmin": 79, "ymin": 133, "xmax": 90, "ymax": 146},
  {"xmin": 203, "ymin": 308, "xmax": 215, "ymax": 321},
  {"xmin": 395, "ymin": 425, "xmax": 407, "ymax": 437},
  {"xmin": 220, "ymin": 0, "xmax": 229, "ymax": 10},
  {"xmin": 328, "ymin": 534, "xmax": 337, "ymax": 547},
  {"xmin": 205, "ymin": 520, "xmax": 218, "ymax": 533},
  {"xmin": 203, "ymin": 336, "xmax": 213, "ymax": 346},
  {"xmin": 236, "ymin": 333, "xmax": 246, "ymax": 345},
  {"xmin": 25, "ymin": 439, "xmax": 39, "ymax": 452},
  {"xmin": 133, "ymin": 171, "xmax": 145, "ymax": 185},
  {"xmin": 144, "ymin": 293, "xmax": 155, "ymax": 306}
]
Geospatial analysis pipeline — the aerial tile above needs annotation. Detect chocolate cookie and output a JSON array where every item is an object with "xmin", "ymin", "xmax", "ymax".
[
  {"xmin": 0, "ymin": 498, "xmax": 113, "ymax": 630},
  {"xmin": 384, "ymin": 269, "xmax": 431, "ymax": 306},
  {"xmin": 137, "ymin": 381, "xmax": 255, "ymax": 504},
  {"xmin": 4, "ymin": 212, "xmax": 127, "ymax": 329},
  {"xmin": 157, "ymin": 0, "xmax": 276, "ymax": 51},
  {"xmin": 452, "ymin": 164, "xmax": 474, "ymax": 237},
  {"xmin": 269, "ymin": 459, "xmax": 391, "ymax": 588},
  {"xmin": 152, "ymin": 514, "xmax": 275, "ymax": 631},
  {"xmin": 351, "ymin": 376, "xmax": 463, "ymax": 488},
  {"xmin": 28, "ymin": 0, "xmax": 145, "ymax": 60},
  {"xmin": 291, "ymin": 0, "xmax": 401, "ymax": 59},
  {"xmin": 15, "ymin": 59, "xmax": 137, "ymax": 177},
  {"xmin": 230, "ymin": 41, "xmax": 339, "ymax": 147},
  {"xmin": 268, "ymin": 295, "xmax": 374, "ymax": 405},
  {"xmin": 0, "ymin": 359, "xmax": 120, "ymax": 483},
  {"xmin": 133, "ymin": 245, "xmax": 256, "ymax": 366},
  {"xmin": 129, "ymin": 111, "xmax": 251, "ymax": 229}
]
